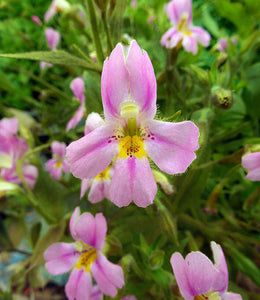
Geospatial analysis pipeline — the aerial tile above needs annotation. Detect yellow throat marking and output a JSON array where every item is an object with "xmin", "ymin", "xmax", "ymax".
[
  {"xmin": 194, "ymin": 292, "xmax": 221, "ymax": 300},
  {"xmin": 75, "ymin": 248, "xmax": 97, "ymax": 273},
  {"xmin": 118, "ymin": 136, "xmax": 146, "ymax": 159},
  {"xmin": 177, "ymin": 13, "xmax": 192, "ymax": 36},
  {"xmin": 95, "ymin": 167, "xmax": 111, "ymax": 180}
]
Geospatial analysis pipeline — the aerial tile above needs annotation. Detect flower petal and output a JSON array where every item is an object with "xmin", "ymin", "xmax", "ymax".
[
  {"xmin": 70, "ymin": 78, "xmax": 85, "ymax": 103},
  {"xmin": 90, "ymin": 285, "xmax": 103, "ymax": 300},
  {"xmin": 66, "ymin": 106, "xmax": 84, "ymax": 132},
  {"xmin": 65, "ymin": 268, "xmax": 92, "ymax": 300},
  {"xmin": 242, "ymin": 152, "xmax": 260, "ymax": 181},
  {"xmin": 23, "ymin": 164, "xmax": 38, "ymax": 189},
  {"xmin": 185, "ymin": 251, "xmax": 218, "ymax": 296},
  {"xmin": 88, "ymin": 180, "xmax": 106, "ymax": 204},
  {"xmin": 210, "ymin": 241, "xmax": 228, "ymax": 293},
  {"xmin": 66, "ymin": 125, "xmax": 119, "ymax": 179},
  {"xmin": 44, "ymin": 0, "xmax": 56, "ymax": 22},
  {"xmin": 110, "ymin": 157, "xmax": 156, "ymax": 207},
  {"xmin": 0, "ymin": 118, "xmax": 19, "ymax": 138},
  {"xmin": 70, "ymin": 207, "xmax": 81, "ymax": 240},
  {"xmin": 45, "ymin": 27, "xmax": 60, "ymax": 51},
  {"xmin": 145, "ymin": 120, "xmax": 199, "ymax": 175},
  {"xmin": 221, "ymin": 292, "xmax": 243, "ymax": 300},
  {"xmin": 84, "ymin": 113, "xmax": 105, "ymax": 135},
  {"xmin": 161, "ymin": 28, "xmax": 177, "ymax": 48},
  {"xmin": 170, "ymin": 252, "xmax": 194, "ymax": 300},
  {"xmin": 74, "ymin": 212, "xmax": 96, "ymax": 247},
  {"xmin": 192, "ymin": 26, "xmax": 211, "ymax": 47},
  {"xmin": 94, "ymin": 213, "xmax": 107, "ymax": 250},
  {"xmin": 101, "ymin": 43, "xmax": 130, "ymax": 121},
  {"xmin": 126, "ymin": 40, "xmax": 157, "ymax": 120},
  {"xmin": 44, "ymin": 242, "xmax": 77, "ymax": 275},
  {"xmin": 80, "ymin": 178, "xmax": 92, "ymax": 198},
  {"xmin": 182, "ymin": 35, "xmax": 198, "ymax": 55},
  {"xmin": 51, "ymin": 141, "xmax": 66, "ymax": 157},
  {"xmin": 165, "ymin": 0, "xmax": 192, "ymax": 26}
]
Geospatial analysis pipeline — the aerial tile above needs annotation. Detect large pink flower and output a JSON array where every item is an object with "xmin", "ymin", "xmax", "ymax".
[
  {"xmin": 66, "ymin": 78, "xmax": 86, "ymax": 131},
  {"xmin": 0, "ymin": 118, "xmax": 38, "ymax": 189},
  {"xmin": 242, "ymin": 152, "xmax": 260, "ymax": 181},
  {"xmin": 161, "ymin": 0, "xmax": 211, "ymax": 54},
  {"xmin": 46, "ymin": 141, "xmax": 70, "ymax": 180},
  {"xmin": 170, "ymin": 241, "xmax": 242, "ymax": 300},
  {"xmin": 44, "ymin": 207, "xmax": 124, "ymax": 299},
  {"xmin": 67, "ymin": 41, "xmax": 199, "ymax": 207}
]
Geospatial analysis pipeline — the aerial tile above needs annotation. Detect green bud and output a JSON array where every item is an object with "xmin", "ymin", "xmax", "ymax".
[
  {"xmin": 211, "ymin": 86, "xmax": 233, "ymax": 109},
  {"xmin": 148, "ymin": 250, "xmax": 165, "ymax": 270},
  {"xmin": 152, "ymin": 170, "xmax": 174, "ymax": 195}
]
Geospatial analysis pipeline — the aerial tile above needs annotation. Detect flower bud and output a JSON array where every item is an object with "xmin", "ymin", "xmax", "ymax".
[
  {"xmin": 152, "ymin": 170, "xmax": 174, "ymax": 195},
  {"xmin": 148, "ymin": 250, "xmax": 164, "ymax": 270},
  {"xmin": 211, "ymin": 86, "xmax": 233, "ymax": 109}
]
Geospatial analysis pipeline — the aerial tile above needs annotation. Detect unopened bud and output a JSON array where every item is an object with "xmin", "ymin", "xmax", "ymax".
[
  {"xmin": 211, "ymin": 86, "xmax": 233, "ymax": 109},
  {"xmin": 148, "ymin": 250, "xmax": 164, "ymax": 270},
  {"xmin": 55, "ymin": 0, "xmax": 70, "ymax": 12},
  {"xmin": 152, "ymin": 170, "xmax": 174, "ymax": 195}
]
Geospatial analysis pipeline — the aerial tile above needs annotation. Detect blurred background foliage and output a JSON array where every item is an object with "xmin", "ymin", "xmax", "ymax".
[{"xmin": 0, "ymin": 0, "xmax": 260, "ymax": 299}]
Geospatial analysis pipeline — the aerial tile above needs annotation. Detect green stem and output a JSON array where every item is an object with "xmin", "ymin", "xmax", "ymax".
[
  {"xmin": 86, "ymin": 0, "xmax": 105, "ymax": 64},
  {"xmin": 101, "ymin": 11, "xmax": 113, "ymax": 54},
  {"xmin": 72, "ymin": 44, "xmax": 99, "ymax": 66}
]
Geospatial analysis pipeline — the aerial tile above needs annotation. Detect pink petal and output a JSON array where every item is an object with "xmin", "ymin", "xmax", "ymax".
[
  {"xmin": 0, "ymin": 118, "xmax": 19, "ymax": 137},
  {"xmin": 101, "ymin": 43, "xmax": 130, "ymax": 121},
  {"xmin": 46, "ymin": 157, "xmax": 55, "ymax": 173},
  {"xmin": 70, "ymin": 77, "xmax": 85, "ymax": 103},
  {"xmin": 51, "ymin": 166, "xmax": 63, "ymax": 180},
  {"xmin": 217, "ymin": 38, "xmax": 228, "ymax": 52},
  {"xmin": 62, "ymin": 160, "xmax": 71, "ymax": 173},
  {"xmin": 161, "ymin": 28, "xmax": 177, "ymax": 48},
  {"xmin": 66, "ymin": 125, "xmax": 119, "ymax": 179},
  {"xmin": 70, "ymin": 207, "xmax": 81, "ymax": 240},
  {"xmin": 169, "ymin": 31, "xmax": 183, "ymax": 48},
  {"xmin": 182, "ymin": 35, "xmax": 198, "ymax": 55},
  {"xmin": 51, "ymin": 141, "xmax": 66, "ymax": 157},
  {"xmin": 90, "ymin": 285, "xmax": 103, "ymax": 300},
  {"xmin": 74, "ymin": 212, "xmax": 96, "ymax": 247},
  {"xmin": 94, "ymin": 213, "xmax": 107, "ymax": 251},
  {"xmin": 80, "ymin": 178, "xmax": 92, "ymax": 198},
  {"xmin": 165, "ymin": 0, "xmax": 192, "ymax": 26},
  {"xmin": 185, "ymin": 251, "xmax": 219, "ymax": 296},
  {"xmin": 23, "ymin": 164, "xmax": 38, "ymax": 189},
  {"xmin": 65, "ymin": 268, "xmax": 92, "ymax": 300},
  {"xmin": 45, "ymin": 27, "xmax": 60, "ymax": 51},
  {"xmin": 44, "ymin": 242, "xmax": 77, "ymax": 275},
  {"xmin": 95, "ymin": 253, "xmax": 124, "ymax": 288},
  {"xmin": 242, "ymin": 152, "xmax": 260, "ymax": 181},
  {"xmin": 85, "ymin": 113, "xmax": 105, "ymax": 135},
  {"xmin": 88, "ymin": 180, "xmax": 106, "ymax": 204},
  {"xmin": 44, "ymin": 0, "xmax": 56, "ymax": 22},
  {"xmin": 145, "ymin": 120, "xmax": 199, "ymax": 175},
  {"xmin": 192, "ymin": 26, "xmax": 211, "ymax": 47},
  {"xmin": 66, "ymin": 106, "xmax": 84, "ymax": 131},
  {"xmin": 126, "ymin": 40, "xmax": 157, "ymax": 120},
  {"xmin": 210, "ymin": 241, "xmax": 228, "ymax": 293},
  {"xmin": 170, "ymin": 252, "xmax": 194, "ymax": 300},
  {"xmin": 110, "ymin": 157, "xmax": 156, "ymax": 207},
  {"xmin": 40, "ymin": 61, "xmax": 53, "ymax": 69},
  {"xmin": 31, "ymin": 15, "xmax": 42, "ymax": 26},
  {"xmin": 222, "ymin": 292, "xmax": 243, "ymax": 300}
]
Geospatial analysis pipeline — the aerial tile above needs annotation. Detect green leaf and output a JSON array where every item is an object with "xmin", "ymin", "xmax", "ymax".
[
  {"xmin": 110, "ymin": 0, "xmax": 127, "ymax": 43},
  {"xmin": 0, "ymin": 51, "xmax": 101, "ymax": 72},
  {"xmin": 29, "ymin": 220, "xmax": 66, "ymax": 270}
]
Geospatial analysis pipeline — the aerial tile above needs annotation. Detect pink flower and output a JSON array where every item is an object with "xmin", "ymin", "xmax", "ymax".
[
  {"xmin": 121, "ymin": 296, "xmax": 137, "ymax": 300},
  {"xmin": 217, "ymin": 37, "xmax": 237, "ymax": 52},
  {"xmin": 161, "ymin": 0, "xmax": 211, "ymax": 54},
  {"xmin": 171, "ymin": 241, "xmax": 242, "ymax": 300},
  {"xmin": 66, "ymin": 78, "xmax": 86, "ymax": 131},
  {"xmin": 31, "ymin": 15, "xmax": 42, "ymax": 26},
  {"xmin": 44, "ymin": 0, "xmax": 71, "ymax": 22},
  {"xmin": 0, "ymin": 118, "xmax": 38, "ymax": 189},
  {"xmin": 44, "ymin": 207, "xmax": 124, "ymax": 299},
  {"xmin": 46, "ymin": 141, "xmax": 70, "ymax": 180},
  {"xmin": 242, "ymin": 152, "xmax": 260, "ymax": 181},
  {"xmin": 40, "ymin": 28, "xmax": 60, "ymax": 70},
  {"xmin": 67, "ymin": 41, "xmax": 199, "ymax": 207}
]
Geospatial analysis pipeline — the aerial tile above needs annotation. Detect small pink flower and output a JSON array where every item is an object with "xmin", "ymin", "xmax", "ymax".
[
  {"xmin": 161, "ymin": 0, "xmax": 211, "ymax": 54},
  {"xmin": 66, "ymin": 78, "xmax": 86, "ymax": 131},
  {"xmin": 67, "ymin": 41, "xmax": 199, "ymax": 207},
  {"xmin": 171, "ymin": 241, "xmax": 242, "ymax": 300},
  {"xmin": 46, "ymin": 141, "xmax": 70, "ymax": 180},
  {"xmin": 44, "ymin": 0, "xmax": 71, "ymax": 22},
  {"xmin": 0, "ymin": 118, "xmax": 38, "ymax": 189},
  {"xmin": 217, "ymin": 37, "xmax": 237, "ymax": 52},
  {"xmin": 40, "ymin": 28, "xmax": 60, "ymax": 69},
  {"xmin": 242, "ymin": 152, "xmax": 260, "ymax": 181},
  {"xmin": 44, "ymin": 207, "xmax": 124, "ymax": 299},
  {"xmin": 31, "ymin": 15, "xmax": 42, "ymax": 26},
  {"xmin": 131, "ymin": 0, "xmax": 137, "ymax": 9}
]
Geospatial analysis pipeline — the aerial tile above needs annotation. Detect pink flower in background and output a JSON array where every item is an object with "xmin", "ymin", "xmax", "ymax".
[
  {"xmin": 121, "ymin": 296, "xmax": 137, "ymax": 300},
  {"xmin": 242, "ymin": 152, "xmax": 260, "ymax": 181},
  {"xmin": 44, "ymin": 0, "xmax": 71, "ymax": 22},
  {"xmin": 44, "ymin": 207, "xmax": 124, "ymax": 299},
  {"xmin": 31, "ymin": 15, "xmax": 42, "ymax": 26},
  {"xmin": 40, "ymin": 28, "xmax": 60, "ymax": 70},
  {"xmin": 66, "ymin": 77, "xmax": 86, "ymax": 131},
  {"xmin": 131, "ymin": 0, "xmax": 137, "ymax": 9},
  {"xmin": 67, "ymin": 41, "xmax": 199, "ymax": 207},
  {"xmin": 46, "ymin": 141, "xmax": 70, "ymax": 180},
  {"xmin": 171, "ymin": 241, "xmax": 242, "ymax": 300},
  {"xmin": 217, "ymin": 37, "xmax": 237, "ymax": 52},
  {"xmin": 161, "ymin": 0, "xmax": 211, "ymax": 54},
  {"xmin": 0, "ymin": 118, "xmax": 38, "ymax": 189}
]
